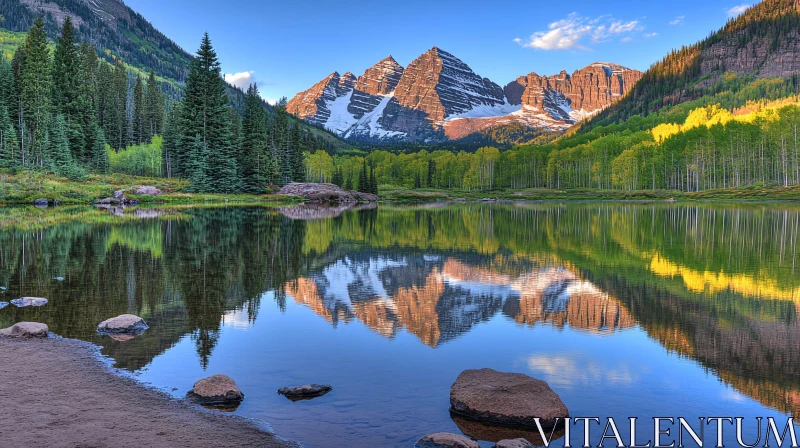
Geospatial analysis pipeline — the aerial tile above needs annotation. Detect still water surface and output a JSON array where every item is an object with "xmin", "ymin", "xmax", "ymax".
[{"xmin": 0, "ymin": 203, "xmax": 798, "ymax": 447}]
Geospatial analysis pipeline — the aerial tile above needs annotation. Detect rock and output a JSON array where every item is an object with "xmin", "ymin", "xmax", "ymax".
[
  {"xmin": 450, "ymin": 368, "xmax": 568, "ymax": 429},
  {"xmin": 0, "ymin": 302, "xmax": 8, "ymax": 310},
  {"xmin": 493, "ymin": 439, "xmax": 535, "ymax": 448},
  {"xmin": 11, "ymin": 297, "xmax": 48, "ymax": 307},
  {"xmin": 133, "ymin": 185, "xmax": 162, "ymax": 196},
  {"xmin": 53, "ymin": 277, "xmax": 65, "ymax": 282},
  {"xmin": 97, "ymin": 314, "xmax": 149, "ymax": 335},
  {"xmin": 666, "ymin": 197, "xmax": 677, "ymax": 203},
  {"xmin": 97, "ymin": 197, "xmax": 121, "ymax": 205},
  {"xmin": 450, "ymin": 413, "xmax": 564, "ymax": 445},
  {"xmin": 113, "ymin": 189, "xmax": 126, "ymax": 200},
  {"xmin": 33, "ymin": 198, "xmax": 48, "ymax": 206},
  {"xmin": 0, "ymin": 285, "xmax": 7, "ymax": 291},
  {"xmin": 277, "ymin": 183, "xmax": 377, "ymax": 203},
  {"xmin": 187, "ymin": 374, "xmax": 244, "ymax": 407},
  {"xmin": 0, "ymin": 322, "xmax": 49, "ymax": 338},
  {"xmin": 277, "ymin": 384, "xmax": 332, "ymax": 401},
  {"xmin": 414, "ymin": 433, "xmax": 479, "ymax": 448}
]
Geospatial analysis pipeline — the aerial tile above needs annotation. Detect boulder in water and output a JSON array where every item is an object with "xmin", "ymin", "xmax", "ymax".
[
  {"xmin": 187, "ymin": 374, "xmax": 244, "ymax": 407},
  {"xmin": 11, "ymin": 297, "xmax": 48, "ymax": 307},
  {"xmin": 0, "ymin": 302, "xmax": 8, "ymax": 309},
  {"xmin": 414, "ymin": 433, "xmax": 479, "ymax": 448},
  {"xmin": 277, "ymin": 183, "xmax": 377, "ymax": 203},
  {"xmin": 32, "ymin": 198, "xmax": 48, "ymax": 207},
  {"xmin": 97, "ymin": 314, "xmax": 149, "ymax": 335},
  {"xmin": 277, "ymin": 384, "xmax": 332, "ymax": 401},
  {"xmin": 0, "ymin": 322, "xmax": 49, "ymax": 338},
  {"xmin": 450, "ymin": 368, "xmax": 568, "ymax": 429}
]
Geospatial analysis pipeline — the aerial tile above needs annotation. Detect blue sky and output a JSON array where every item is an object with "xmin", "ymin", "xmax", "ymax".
[{"xmin": 125, "ymin": 0, "xmax": 754, "ymax": 103}]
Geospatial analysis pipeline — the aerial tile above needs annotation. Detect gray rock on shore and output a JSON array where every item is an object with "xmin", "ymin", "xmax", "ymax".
[
  {"xmin": 414, "ymin": 433, "xmax": 479, "ymax": 448},
  {"xmin": 134, "ymin": 185, "xmax": 163, "ymax": 196},
  {"xmin": 450, "ymin": 368, "xmax": 568, "ymax": 429},
  {"xmin": 187, "ymin": 374, "xmax": 245, "ymax": 407},
  {"xmin": 97, "ymin": 314, "xmax": 149, "ymax": 335},
  {"xmin": 277, "ymin": 183, "xmax": 377, "ymax": 203},
  {"xmin": 277, "ymin": 384, "xmax": 332, "ymax": 401},
  {"xmin": 493, "ymin": 439, "xmax": 535, "ymax": 448},
  {"xmin": 11, "ymin": 297, "xmax": 49, "ymax": 307},
  {"xmin": 0, "ymin": 322, "xmax": 49, "ymax": 338}
]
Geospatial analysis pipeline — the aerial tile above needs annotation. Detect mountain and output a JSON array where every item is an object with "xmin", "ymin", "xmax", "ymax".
[
  {"xmin": 287, "ymin": 47, "xmax": 641, "ymax": 144},
  {"xmin": 583, "ymin": 0, "xmax": 800, "ymax": 132}
]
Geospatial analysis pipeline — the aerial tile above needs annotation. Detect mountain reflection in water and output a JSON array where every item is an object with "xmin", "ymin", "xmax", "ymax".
[{"xmin": 0, "ymin": 203, "xmax": 799, "ymax": 446}]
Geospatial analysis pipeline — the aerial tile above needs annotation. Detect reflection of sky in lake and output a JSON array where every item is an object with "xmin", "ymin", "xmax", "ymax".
[{"xmin": 136, "ymin": 284, "xmax": 792, "ymax": 448}]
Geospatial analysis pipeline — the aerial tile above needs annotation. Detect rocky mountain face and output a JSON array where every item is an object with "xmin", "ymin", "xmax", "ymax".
[{"xmin": 287, "ymin": 48, "xmax": 641, "ymax": 144}]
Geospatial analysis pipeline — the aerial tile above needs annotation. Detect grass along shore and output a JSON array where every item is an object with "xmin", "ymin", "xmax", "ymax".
[
  {"xmin": 3, "ymin": 171, "xmax": 800, "ymax": 206},
  {"xmin": 0, "ymin": 172, "xmax": 300, "ymax": 206}
]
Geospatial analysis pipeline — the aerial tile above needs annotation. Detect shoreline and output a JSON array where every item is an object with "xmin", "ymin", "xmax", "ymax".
[{"xmin": 0, "ymin": 336, "xmax": 297, "ymax": 448}]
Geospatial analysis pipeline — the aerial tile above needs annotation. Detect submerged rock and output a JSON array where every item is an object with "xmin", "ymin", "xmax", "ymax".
[
  {"xmin": 450, "ymin": 368, "xmax": 568, "ymax": 429},
  {"xmin": 450, "ymin": 413, "xmax": 565, "ymax": 445},
  {"xmin": 53, "ymin": 277, "xmax": 65, "ymax": 282},
  {"xmin": 11, "ymin": 297, "xmax": 48, "ymax": 307},
  {"xmin": 0, "ymin": 322, "xmax": 49, "ymax": 338},
  {"xmin": 33, "ymin": 198, "xmax": 48, "ymax": 207},
  {"xmin": 96, "ymin": 197, "xmax": 121, "ymax": 205},
  {"xmin": 493, "ymin": 439, "xmax": 536, "ymax": 448},
  {"xmin": 277, "ymin": 384, "xmax": 332, "ymax": 401},
  {"xmin": 0, "ymin": 302, "xmax": 8, "ymax": 309},
  {"xmin": 187, "ymin": 374, "xmax": 244, "ymax": 407},
  {"xmin": 97, "ymin": 314, "xmax": 149, "ymax": 335},
  {"xmin": 414, "ymin": 433, "xmax": 479, "ymax": 448}
]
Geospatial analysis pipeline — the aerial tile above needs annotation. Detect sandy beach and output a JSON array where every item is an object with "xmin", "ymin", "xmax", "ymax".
[{"xmin": 0, "ymin": 336, "xmax": 296, "ymax": 448}]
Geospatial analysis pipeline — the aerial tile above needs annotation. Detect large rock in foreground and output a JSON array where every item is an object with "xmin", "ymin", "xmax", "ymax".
[
  {"xmin": 187, "ymin": 374, "xmax": 244, "ymax": 407},
  {"xmin": 277, "ymin": 183, "xmax": 377, "ymax": 203},
  {"xmin": 0, "ymin": 322, "xmax": 49, "ymax": 338},
  {"xmin": 11, "ymin": 297, "xmax": 48, "ymax": 307},
  {"xmin": 494, "ymin": 439, "xmax": 536, "ymax": 448},
  {"xmin": 277, "ymin": 384, "xmax": 332, "ymax": 401},
  {"xmin": 450, "ymin": 369, "xmax": 568, "ymax": 429},
  {"xmin": 97, "ymin": 314, "xmax": 149, "ymax": 335},
  {"xmin": 414, "ymin": 433, "xmax": 479, "ymax": 448}
]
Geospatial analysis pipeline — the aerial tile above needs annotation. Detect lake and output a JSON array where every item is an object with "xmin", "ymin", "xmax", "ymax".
[{"xmin": 0, "ymin": 202, "xmax": 798, "ymax": 447}]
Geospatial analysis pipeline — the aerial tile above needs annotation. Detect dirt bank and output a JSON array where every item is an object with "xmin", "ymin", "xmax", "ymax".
[{"xmin": 0, "ymin": 337, "xmax": 296, "ymax": 448}]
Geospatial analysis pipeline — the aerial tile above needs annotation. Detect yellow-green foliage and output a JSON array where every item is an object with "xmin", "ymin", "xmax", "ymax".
[
  {"xmin": 108, "ymin": 136, "xmax": 163, "ymax": 177},
  {"xmin": 0, "ymin": 28, "xmax": 26, "ymax": 60}
]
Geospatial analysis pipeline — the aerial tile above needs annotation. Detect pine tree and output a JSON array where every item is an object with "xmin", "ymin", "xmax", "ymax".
[
  {"xmin": 358, "ymin": 160, "xmax": 368, "ymax": 193},
  {"xmin": 50, "ymin": 114, "xmax": 79, "ymax": 179},
  {"xmin": 185, "ymin": 134, "xmax": 209, "ymax": 193},
  {"xmin": 143, "ymin": 70, "xmax": 164, "ymax": 141},
  {"xmin": 290, "ymin": 123, "xmax": 304, "ymax": 182},
  {"xmin": 179, "ymin": 33, "xmax": 237, "ymax": 192},
  {"xmin": 0, "ymin": 57, "xmax": 14, "ymax": 111},
  {"xmin": 52, "ymin": 17, "xmax": 87, "ymax": 162},
  {"xmin": 19, "ymin": 16, "xmax": 52, "ymax": 167},
  {"xmin": 331, "ymin": 167, "xmax": 343, "ymax": 187},
  {"xmin": 240, "ymin": 84, "xmax": 269, "ymax": 193},
  {"xmin": 90, "ymin": 122, "xmax": 109, "ymax": 174},
  {"xmin": 0, "ymin": 106, "xmax": 18, "ymax": 168},
  {"xmin": 132, "ymin": 75, "xmax": 144, "ymax": 145},
  {"xmin": 369, "ymin": 167, "xmax": 378, "ymax": 194}
]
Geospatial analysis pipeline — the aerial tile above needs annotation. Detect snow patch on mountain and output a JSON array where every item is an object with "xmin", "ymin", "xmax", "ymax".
[{"xmin": 445, "ymin": 101, "xmax": 522, "ymax": 121}]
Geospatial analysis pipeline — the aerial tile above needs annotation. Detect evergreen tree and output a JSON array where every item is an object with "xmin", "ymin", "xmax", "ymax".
[
  {"xmin": 132, "ymin": 75, "xmax": 144, "ymax": 145},
  {"xmin": 90, "ymin": 122, "xmax": 109, "ymax": 174},
  {"xmin": 0, "ymin": 57, "xmax": 14, "ymax": 111},
  {"xmin": 18, "ymin": 16, "xmax": 52, "ymax": 167},
  {"xmin": 240, "ymin": 84, "xmax": 269, "ymax": 193},
  {"xmin": 50, "ymin": 114, "xmax": 79, "ymax": 179},
  {"xmin": 185, "ymin": 134, "xmax": 209, "ymax": 192},
  {"xmin": 343, "ymin": 174, "xmax": 352, "ymax": 191},
  {"xmin": 274, "ymin": 98, "xmax": 293, "ymax": 185},
  {"xmin": 369, "ymin": 167, "xmax": 378, "ymax": 194},
  {"xmin": 290, "ymin": 123, "xmax": 304, "ymax": 182},
  {"xmin": 179, "ymin": 33, "xmax": 237, "ymax": 192},
  {"xmin": 358, "ymin": 160, "xmax": 368, "ymax": 193},
  {"xmin": 0, "ymin": 106, "xmax": 18, "ymax": 168},
  {"xmin": 52, "ymin": 17, "xmax": 87, "ymax": 162},
  {"xmin": 331, "ymin": 167, "xmax": 343, "ymax": 187},
  {"xmin": 143, "ymin": 70, "xmax": 164, "ymax": 141}
]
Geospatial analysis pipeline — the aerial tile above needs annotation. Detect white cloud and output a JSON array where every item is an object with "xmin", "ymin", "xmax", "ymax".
[
  {"xmin": 224, "ymin": 71, "xmax": 256, "ymax": 90},
  {"xmin": 515, "ymin": 13, "xmax": 644, "ymax": 51},
  {"xmin": 620, "ymin": 37, "xmax": 633, "ymax": 43},
  {"xmin": 644, "ymin": 32, "xmax": 658, "ymax": 38},
  {"xmin": 669, "ymin": 15, "xmax": 685, "ymax": 25},
  {"xmin": 726, "ymin": 4, "xmax": 750, "ymax": 16}
]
